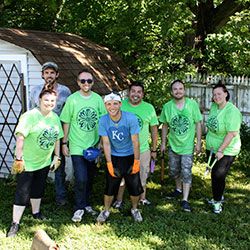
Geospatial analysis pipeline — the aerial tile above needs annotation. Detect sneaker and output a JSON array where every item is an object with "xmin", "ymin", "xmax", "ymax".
[
  {"xmin": 32, "ymin": 212, "xmax": 46, "ymax": 220},
  {"xmin": 181, "ymin": 200, "xmax": 191, "ymax": 212},
  {"xmin": 6, "ymin": 222, "xmax": 19, "ymax": 237},
  {"xmin": 139, "ymin": 199, "xmax": 151, "ymax": 205},
  {"xmin": 207, "ymin": 196, "xmax": 225, "ymax": 205},
  {"xmin": 213, "ymin": 202, "xmax": 222, "ymax": 214},
  {"xmin": 71, "ymin": 209, "xmax": 84, "ymax": 222},
  {"xmin": 56, "ymin": 199, "xmax": 67, "ymax": 206},
  {"xmin": 85, "ymin": 206, "xmax": 97, "ymax": 216},
  {"xmin": 131, "ymin": 208, "xmax": 143, "ymax": 222},
  {"xmin": 112, "ymin": 200, "xmax": 123, "ymax": 209},
  {"xmin": 166, "ymin": 189, "xmax": 182, "ymax": 199},
  {"xmin": 96, "ymin": 210, "xmax": 110, "ymax": 223}
]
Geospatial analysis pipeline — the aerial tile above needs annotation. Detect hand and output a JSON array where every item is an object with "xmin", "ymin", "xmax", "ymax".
[
  {"xmin": 62, "ymin": 144, "xmax": 70, "ymax": 157},
  {"xmin": 160, "ymin": 144, "xmax": 166, "ymax": 154},
  {"xmin": 215, "ymin": 151, "xmax": 224, "ymax": 160},
  {"xmin": 195, "ymin": 142, "xmax": 201, "ymax": 155},
  {"xmin": 131, "ymin": 159, "xmax": 140, "ymax": 174},
  {"xmin": 50, "ymin": 155, "xmax": 61, "ymax": 172},
  {"xmin": 11, "ymin": 159, "xmax": 25, "ymax": 174},
  {"xmin": 151, "ymin": 151, "xmax": 157, "ymax": 160},
  {"xmin": 107, "ymin": 162, "xmax": 116, "ymax": 177}
]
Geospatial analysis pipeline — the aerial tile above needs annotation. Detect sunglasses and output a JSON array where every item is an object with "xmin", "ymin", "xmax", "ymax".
[{"xmin": 79, "ymin": 79, "xmax": 93, "ymax": 84}]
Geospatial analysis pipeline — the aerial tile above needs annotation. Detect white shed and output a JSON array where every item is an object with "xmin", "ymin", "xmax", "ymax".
[{"xmin": 0, "ymin": 28, "xmax": 130, "ymax": 177}]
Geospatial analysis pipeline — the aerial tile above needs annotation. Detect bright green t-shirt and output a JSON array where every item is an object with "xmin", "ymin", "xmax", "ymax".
[
  {"xmin": 60, "ymin": 91, "xmax": 106, "ymax": 155},
  {"xmin": 159, "ymin": 98, "xmax": 202, "ymax": 155},
  {"xmin": 15, "ymin": 108, "xmax": 64, "ymax": 171},
  {"xmin": 206, "ymin": 102, "xmax": 242, "ymax": 156},
  {"xmin": 121, "ymin": 99, "xmax": 159, "ymax": 153}
]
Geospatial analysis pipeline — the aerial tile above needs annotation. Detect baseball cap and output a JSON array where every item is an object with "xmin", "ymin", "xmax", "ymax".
[
  {"xmin": 42, "ymin": 62, "xmax": 58, "ymax": 72},
  {"xmin": 104, "ymin": 92, "xmax": 121, "ymax": 103}
]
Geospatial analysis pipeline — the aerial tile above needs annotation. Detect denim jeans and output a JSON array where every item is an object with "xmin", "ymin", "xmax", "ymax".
[
  {"xmin": 71, "ymin": 155, "xmax": 96, "ymax": 211},
  {"xmin": 55, "ymin": 153, "xmax": 67, "ymax": 202}
]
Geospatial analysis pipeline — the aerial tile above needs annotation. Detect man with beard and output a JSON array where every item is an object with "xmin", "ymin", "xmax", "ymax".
[
  {"xmin": 160, "ymin": 79, "xmax": 202, "ymax": 212},
  {"xmin": 30, "ymin": 62, "xmax": 71, "ymax": 206},
  {"xmin": 112, "ymin": 81, "xmax": 158, "ymax": 208}
]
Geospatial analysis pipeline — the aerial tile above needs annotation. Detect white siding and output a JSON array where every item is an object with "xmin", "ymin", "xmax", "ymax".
[{"xmin": 0, "ymin": 39, "xmax": 43, "ymax": 176}]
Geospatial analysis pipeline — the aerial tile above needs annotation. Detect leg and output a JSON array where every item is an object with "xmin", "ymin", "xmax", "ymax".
[
  {"xmin": 181, "ymin": 154, "xmax": 193, "ymax": 202},
  {"xmin": 71, "ymin": 155, "xmax": 88, "ymax": 211},
  {"xmin": 85, "ymin": 160, "xmax": 97, "ymax": 207},
  {"xmin": 104, "ymin": 195, "xmax": 114, "ymax": 211},
  {"xmin": 139, "ymin": 150, "xmax": 150, "ymax": 202},
  {"xmin": 55, "ymin": 153, "xmax": 67, "ymax": 204},
  {"xmin": 211, "ymin": 155, "xmax": 235, "ymax": 201},
  {"xmin": 30, "ymin": 166, "xmax": 50, "ymax": 218}
]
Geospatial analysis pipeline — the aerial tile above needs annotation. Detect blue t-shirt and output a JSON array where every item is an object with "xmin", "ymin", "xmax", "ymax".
[{"xmin": 99, "ymin": 111, "xmax": 140, "ymax": 156}]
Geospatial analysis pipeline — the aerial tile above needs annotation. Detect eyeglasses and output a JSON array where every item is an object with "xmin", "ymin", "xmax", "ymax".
[{"xmin": 79, "ymin": 79, "xmax": 93, "ymax": 84}]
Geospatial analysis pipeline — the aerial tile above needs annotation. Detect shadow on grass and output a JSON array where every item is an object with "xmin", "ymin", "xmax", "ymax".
[{"xmin": 0, "ymin": 162, "xmax": 249, "ymax": 249}]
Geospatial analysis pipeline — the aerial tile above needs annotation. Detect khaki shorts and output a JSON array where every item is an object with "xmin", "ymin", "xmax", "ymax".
[{"xmin": 139, "ymin": 150, "xmax": 151, "ymax": 186}]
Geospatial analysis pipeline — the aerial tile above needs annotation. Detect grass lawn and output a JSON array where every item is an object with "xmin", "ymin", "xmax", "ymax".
[{"xmin": 0, "ymin": 157, "xmax": 249, "ymax": 250}]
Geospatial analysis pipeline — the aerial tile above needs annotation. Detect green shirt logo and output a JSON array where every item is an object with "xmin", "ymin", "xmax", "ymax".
[
  {"xmin": 77, "ymin": 107, "xmax": 98, "ymax": 131},
  {"xmin": 206, "ymin": 115, "xmax": 218, "ymax": 132},
  {"xmin": 170, "ymin": 115, "xmax": 190, "ymax": 135},
  {"xmin": 136, "ymin": 115, "xmax": 143, "ymax": 129},
  {"xmin": 38, "ymin": 127, "xmax": 59, "ymax": 150}
]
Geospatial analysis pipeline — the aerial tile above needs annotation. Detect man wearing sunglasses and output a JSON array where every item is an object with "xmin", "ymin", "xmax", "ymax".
[
  {"xmin": 60, "ymin": 69, "xmax": 106, "ymax": 223},
  {"xmin": 29, "ymin": 62, "xmax": 71, "ymax": 207}
]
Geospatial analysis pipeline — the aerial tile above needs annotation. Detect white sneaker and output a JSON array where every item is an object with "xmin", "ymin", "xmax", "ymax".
[
  {"xmin": 139, "ymin": 199, "xmax": 151, "ymax": 205},
  {"xmin": 72, "ymin": 209, "xmax": 84, "ymax": 222},
  {"xmin": 85, "ymin": 206, "xmax": 97, "ymax": 216},
  {"xmin": 131, "ymin": 208, "xmax": 143, "ymax": 222},
  {"xmin": 96, "ymin": 210, "xmax": 110, "ymax": 223}
]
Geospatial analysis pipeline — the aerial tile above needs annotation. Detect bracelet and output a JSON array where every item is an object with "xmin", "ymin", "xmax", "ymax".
[
  {"xmin": 16, "ymin": 158, "xmax": 23, "ymax": 161},
  {"xmin": 151, "ymin": 150, "xmax": 157, "ymax": 153},
  {"xmin": 62, "ymin": 142, "xmax": 68, "ymax": 145}
]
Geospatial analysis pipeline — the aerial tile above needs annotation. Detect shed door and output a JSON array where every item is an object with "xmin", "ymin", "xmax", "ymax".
[{"xmin": 0, "ymin": 61, "xmax": 26, "ymax": 177}]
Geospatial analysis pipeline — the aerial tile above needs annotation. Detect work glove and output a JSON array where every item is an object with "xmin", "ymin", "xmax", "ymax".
[
  {"xmin": 131, "ymin": 159, "xmax": 140, "ymax": 175},
  {"xmin": 50, "ymin": 155, "xmax": 61, "ymax": 172},
  {"xmin": 11, "ymin": 159, "xmax": 25, "ymax": 174}
]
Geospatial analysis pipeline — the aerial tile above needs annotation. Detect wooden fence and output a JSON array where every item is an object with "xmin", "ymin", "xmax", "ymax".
[{"xmin": 185, "ymin": 74, "xmax": 250, "ymax": 124}]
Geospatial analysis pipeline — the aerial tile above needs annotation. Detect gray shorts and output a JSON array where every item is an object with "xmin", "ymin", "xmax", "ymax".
[{"xmin": 168, "ymin": 148, "xmax": 193, "ymax": 184}]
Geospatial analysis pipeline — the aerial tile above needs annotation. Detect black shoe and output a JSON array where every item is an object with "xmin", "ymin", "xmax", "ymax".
[
  {"xmin": 165, "ymin": 189, "xmax": 182, "ymax": 199},
  {"xmin": 181, "ymin": 200, "xmax": 191, "ymax": 212},
  {"xmin": 6, "ymin": 222, "xmax": 19, "ymax": 237},
  {"xmin": 56, "ymin": 199, "xmax": 67, "ymax": 206},
  {"xmin": 32, "ymin": 212, "xmax": 46, "ymax": 220}
]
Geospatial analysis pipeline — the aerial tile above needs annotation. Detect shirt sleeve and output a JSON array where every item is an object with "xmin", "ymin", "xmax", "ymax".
[
  {"xmin": 60, "ymin": 99, "xmax": 72, "ymax": 123},
  {"xmin": 15, "ymin": 112, "xmax": 33, "ymax": 137},
  {"xmin": 159, "ymin": 105, "xmax": 167, "ymax": 123},
  {"xmin": 149, "ymin": 106, "xmax": 159, "ymax": 126},
  {"xmin": 225, "ymin": 108, "xmax": 242, "ymax": 131},
  {"xmin": 192, "ymin": 101, "xmax": 203, "ymax": 123},
  {"xmin": 98, "ymin": 116, "xmax": 108, "ymax": 136},
  {"xmin": 129, "ymin": 113, "xmax": 140, "ymax": 135}
]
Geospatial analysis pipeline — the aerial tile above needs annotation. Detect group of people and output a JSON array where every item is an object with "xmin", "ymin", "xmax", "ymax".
[{"xmin": 6, "ymin": 62, "xmax": 242, "ymax": 237}]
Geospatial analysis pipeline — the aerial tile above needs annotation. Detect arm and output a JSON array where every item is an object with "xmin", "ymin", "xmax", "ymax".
[
  {"xmin": 62, "ymin": 123, "xmax": 70, "ymax": 156},
  {"xmin": 102, "ymin": 136, "xmax": 112, "ymax": 162},
  {"xmin": 131, "ymin": 134, "xmax": 140, "ymax": 160},
  {"xmin": 54, "ymin": 139, "xmax": 60, "ymax": 157},
  {"xmin": 160, "ymin": 123, "xmax": 168, "ymax": 153},
  {"xmin": 216, "ymin": 131, "xmax": 238, "ymax": 160},
  {"xmin": 150, "ymin": 125, "xmax": 158, "ymax": 160},
  {"xmin": 15, "ymin": 133, "xmax": 25, "ymax": 159},
  {"xmin": 195, "ymin": 121, "xmax": 202, "ymax": 154}
]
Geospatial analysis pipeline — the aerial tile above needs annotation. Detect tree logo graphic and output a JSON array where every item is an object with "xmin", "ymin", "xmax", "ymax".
[
  {"xmin": 170, "ymin": 115, "xmax": 190, "ymax": 135},
  {"xmin": 38, "ymin": 127, "xmax": 59, "ymax": 150},
  {"xmin": 136, "ymin": 115, "xmax": 143, "ymax": 129},
  {"xmin": 77, "ymin": 107, "xmax": 98, "ymax": 131},
  {"xmin": 206, "ymin": 116, "xmax": 218, "ymax": 132}
]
